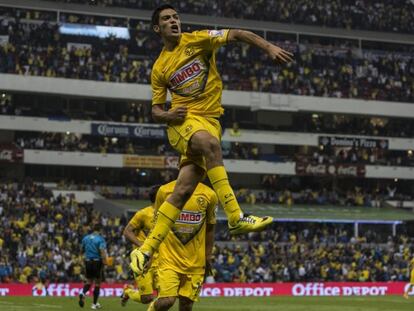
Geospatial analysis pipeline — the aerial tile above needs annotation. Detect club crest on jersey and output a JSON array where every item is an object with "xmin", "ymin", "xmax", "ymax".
[
  {"xmin": 208, "ymin": 30, "xmax": 225, "ymax": 37},
  {"xmin": 196, "ymin": 197, "xmax": 206, "ymax": 208},
  {"xmin": 185, "ymin": 46, "xmax": 195, "ymax": 56},
  {"xmin": 169, "ymin": 59, "xmax": 204, "ymax": 89},
  {"xmin": 176, "ymin": 210, "xmax": 203, "ymax": 224}
]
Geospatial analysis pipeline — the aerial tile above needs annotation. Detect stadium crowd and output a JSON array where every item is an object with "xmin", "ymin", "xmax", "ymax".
[
  {"xmin": 0, "ymin": 17, "xmax": 413, "ymax": 103},
  {"xmin": 11, "ymin": 131, "xmax": 413, "ymax": 168},
  {"xmin": 212, "ymin": 235, "xmax": 413, "ymax": 283},
  {"xmin": 15, "ymin": 132, "xmax": 170, "ymax": 156},
  {"xmin": 0, "ymin": 182, "xmax": 130, "ymax": 283},
  {"xmin": 42, "ymin": 0, "xmax": 414, "ymax": 34},
  {"xmin": 0, "ymin": 182, "xmax": 412, "ymax": 284}
]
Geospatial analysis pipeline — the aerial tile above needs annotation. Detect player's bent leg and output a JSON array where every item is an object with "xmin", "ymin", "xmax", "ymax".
[
  {"xmin": 190, "ymin": 131, "xmax": 274, "ymax": 234},
  {"xmin": 153, "ymin": 297, "xmax": 176, "ymax": 311},
  {"xmin": 131, "ymin": 164, "xmax": 204, "ymax": 276},
  {"xmin": 178, "ymin": 296, "xmax": 194, "ymax": 311},
  {"xmin": 120, "ymin": 284, "xmax": 132, "ymax": 306}
]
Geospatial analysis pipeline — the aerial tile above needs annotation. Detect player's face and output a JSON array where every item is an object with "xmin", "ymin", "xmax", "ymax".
[{"xmin": 155, "ymin": 8, "xmax": 181, "ymax": 40}]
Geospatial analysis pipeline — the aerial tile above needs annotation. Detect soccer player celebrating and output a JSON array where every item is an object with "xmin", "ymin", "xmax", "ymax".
[
  {"xmin": 79, "ymin": 223, "xmax": 112, "ymax": 309},
  {"xmin": 404, "ymin": 256, "xmax": 414, "ymax": 299},
  {"xmin": 147, "ymin": 180, "xmax": 216, "ymax": 311},
  {"xmin": 131, "ymin": 4, "xmax": 293, "ymax": 276},
  {"xmin": 121, "ymin": 186, "xmax": 160, "ymax": 306}
]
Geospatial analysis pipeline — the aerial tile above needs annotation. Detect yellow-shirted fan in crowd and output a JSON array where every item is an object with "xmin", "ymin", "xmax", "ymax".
[
  {"xmin": 404, "ymin": 257, "xmax": 414, "ymax": 299},
  {"xmin": 131, "ymin": 3, "xmax": 293, "ymax": 277},
  {"xmin": 121, "ymin": 186, "xmax": 160, "ymax": 306},
  {"xmin": 147, "ymin": 180, "xmax": 217, "ymax": 311}
]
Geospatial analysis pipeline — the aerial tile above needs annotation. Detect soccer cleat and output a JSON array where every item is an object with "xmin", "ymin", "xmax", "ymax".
[
  {"xmin": 120, "ymin": 285, "xmax": 132, "ymax": 306},
  {"xmin": 130, "ymin": 248, "xmax": 150, "ymax": 276},
  {"xmin": 228, "ymin": 214, "xmax": 273, "ymax": 235},
  {"xmin": 78, "ymin": 293, "xmax": 85, "ymax": 308},
  {"xmin": 91, "ymin": 303, "xmax": 102, "ymax": 309}
]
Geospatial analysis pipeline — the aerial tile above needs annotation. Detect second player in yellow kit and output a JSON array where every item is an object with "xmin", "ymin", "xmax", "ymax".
[
  {"xmin": 121, "ymin": 187, "xmax": 159, "ymax": 306},
  {"xmin": 131, "ymin": 4, "xmax": 293, "ymax": 277},
  {"xmin": 148, "ymin": 180, "xmax": 217, "ymax": 311},
  {"xmin": 404, "ymin": 257, "xmax": 414, "ymax": 299}
]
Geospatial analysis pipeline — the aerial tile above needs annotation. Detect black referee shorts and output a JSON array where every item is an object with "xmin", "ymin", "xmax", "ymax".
[{"xmin": 85, "ymin": 260, "xmax": 104, "ymax": 280}]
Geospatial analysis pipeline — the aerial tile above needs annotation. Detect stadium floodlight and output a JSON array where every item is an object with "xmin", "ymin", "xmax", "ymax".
[{"xmin": 59, "ymin": 23, "xmax": 130, "ymax": 40}]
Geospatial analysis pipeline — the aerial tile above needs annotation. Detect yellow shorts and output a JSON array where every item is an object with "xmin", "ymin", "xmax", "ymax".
[
  {"xmin": 158, "ymin": 269, "xmax": 204, "ymax": 302},
  {"xmin": 410, "ymin": 269, "xmax": 414, "ymax": 284},
  {"xmin": 134, "ymin": 266, "xmax": 159, "ymax": 296},
  {"xmin": 167, "ymin": 114, "xmax": 222, "ymax": 170}
]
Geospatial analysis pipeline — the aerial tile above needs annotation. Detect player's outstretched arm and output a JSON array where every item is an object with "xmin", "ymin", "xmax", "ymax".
[{"xmin": 227, "ymin": 29, "xmax": 293, "ymax": 64}]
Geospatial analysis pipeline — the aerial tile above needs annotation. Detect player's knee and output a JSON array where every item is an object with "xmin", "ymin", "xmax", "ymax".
[
  {"xmin": 173, "ymin": 185, "xmax": 195, "ymax": 203},
  {"xmin": 158, "ymin": 297, "xmax": 176, "ymax": 309},
  {"xmin": 179, "ymin": 296, "xmax": 194, "ymax": 311},
  {"xmin": 200, "ymin": 136, "xmax": 221, "ymax": 159},
  {"xmin": 141, "ymin": 295, "xmax": 154, "ymax": 304}
]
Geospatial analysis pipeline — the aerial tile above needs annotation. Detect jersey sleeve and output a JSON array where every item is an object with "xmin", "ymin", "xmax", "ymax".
[
  {"xmin": 128, "ymin": 211, "xmax": 142, "ymax": 229},
  {"xmin": 195, "ymin": 29, "xmax": 229, "ymax": 51},
  {"xmin": 151, "ymin": 66, "xmax": 167, "ymax": 105},
  {"xmin": 206, "ymin": 190, "xmax": 218, "ymax": 225}
]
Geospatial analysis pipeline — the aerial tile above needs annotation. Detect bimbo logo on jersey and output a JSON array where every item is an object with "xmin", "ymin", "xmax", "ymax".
[
  {"xmin": 169, "ymin": 59, "xmax": 204, "ymax": 89},
  {"xmin": 177, "ymin": 210, "xmax": 203, "ymax": 224}
]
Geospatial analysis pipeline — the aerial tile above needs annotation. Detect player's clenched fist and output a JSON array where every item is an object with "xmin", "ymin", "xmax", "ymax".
[{"xmin": 168, "ymin": 106, "xmax": 187, "ymax": 124}]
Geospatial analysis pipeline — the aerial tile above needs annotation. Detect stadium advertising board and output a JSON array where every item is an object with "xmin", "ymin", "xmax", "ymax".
[
  {"xmin": 123, "ymin": 155, "xmax": 179, "ymax": 169},
  {"xmin": 0, "ymin": 283, "xmax": 411, "ymax": 297},
  {"xmin": 91, "ymin": 123, "xmax": 165, "ymax": 139},
  {"xmin": 295, "ymin": 162, "xmax": 366, "ymax": 177},
  {"xmin": 318, "ymin": 136, "xmax": 389, "ymax": 149},
  {"xmin": 0, "ymin": 144, "xmax": 23, "ymax": 163}
]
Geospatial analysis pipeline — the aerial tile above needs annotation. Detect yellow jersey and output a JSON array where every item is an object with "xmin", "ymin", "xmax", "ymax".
[
  {"xmin": 128, "ymin": 205, "xmax": 155, "ymax": 244},
  {"xmin": 155, "ymin": 181, "xmax": 218, "ymax": 274},
  {"xmin": 151, "ymin": 29, "xmax": 230, "ymax": 117},
  {"xmin": 411, "ymin": 258, "xmax": 414, "ymax": 269}
]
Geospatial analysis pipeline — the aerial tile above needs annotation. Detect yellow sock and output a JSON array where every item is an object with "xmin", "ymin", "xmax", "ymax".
[
  {"xmin": 207, "ymin": 166, "xmax": 242, "ymax": 225},
  {"xmin": 140, "ymin": 201, "xmax": 181, "ymax": 254},
  {"xmin": 125, "ymin": 288, "xmax": 142, "ymax": 303}
]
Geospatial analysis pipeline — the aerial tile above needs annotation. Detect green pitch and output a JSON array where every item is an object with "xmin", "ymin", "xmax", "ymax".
[
  {"xmin": 1, "ymin": 296, "xmax": 412, "ymax": 311},
  {"xmin": 117, "ymin": 200, "xmax": 414, "ymax": 221}
]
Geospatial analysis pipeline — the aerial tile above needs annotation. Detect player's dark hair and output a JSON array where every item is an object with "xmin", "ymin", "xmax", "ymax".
[
  {"xmin": 149, "ymin": 185, "xmax": 161, "ymax": 203},
  {"xmin": 151, "ymin": 4, "xmax": 177, "ymax": 27}
]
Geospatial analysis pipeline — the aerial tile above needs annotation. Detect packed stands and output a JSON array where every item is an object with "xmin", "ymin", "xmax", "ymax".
[
  {"xmin": 43, "ymin": 0, "xmax": 414, "ymax": 34},
  {"xmin": 0, "ymin": 16, "xmax": 413, "ymax": 102}
]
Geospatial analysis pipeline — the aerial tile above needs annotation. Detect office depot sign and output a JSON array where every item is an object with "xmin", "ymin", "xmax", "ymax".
[
  {"xmin": 0, "ymin": 282, "xmax": 411, "ymax": 297},
  {"xmin": 200, "ymin": 283, "xmax": 410, "ymax": 297}
]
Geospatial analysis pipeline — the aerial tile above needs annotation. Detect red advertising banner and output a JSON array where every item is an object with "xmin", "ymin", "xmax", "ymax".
[
  {"xmin": 0, "ymin": 282, "xmax": 412, "ymax": 297},
  {"xmin": 295, "ymin": 162, "xmax": 366, "ymax": 177},
  {"xmin": 0, "ymin": 143, "xmax": 23, "ymax": 163}
]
